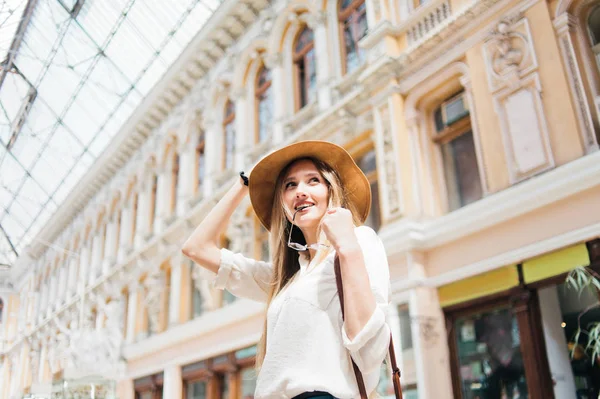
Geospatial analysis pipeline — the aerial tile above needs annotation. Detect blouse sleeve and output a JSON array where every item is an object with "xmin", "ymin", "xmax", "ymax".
[
  {"xmin": 212, "ymin": 248, "xmax": 273, "ymax": 303},
  {"xmin": 341, "ymin": 226, "xmax": 391, "ymax": 374}
]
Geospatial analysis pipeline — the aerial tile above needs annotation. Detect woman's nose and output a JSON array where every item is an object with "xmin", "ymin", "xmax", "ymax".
[{"xmin": 295, "ymin": 182, "xmax": 308, "ymax": 197}]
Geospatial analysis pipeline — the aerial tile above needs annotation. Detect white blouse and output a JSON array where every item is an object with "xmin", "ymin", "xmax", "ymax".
[{"xmin": 213, "ymin": 225, "xmax": 391, "ymax": 399}]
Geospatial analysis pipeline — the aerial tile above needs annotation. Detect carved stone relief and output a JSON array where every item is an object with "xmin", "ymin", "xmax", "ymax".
[
  {"xmin": 142, "ymin": 268, "xmax": 165, "ymax": 334},
  {"xmin": 483, "ymin": 17, "xmax": 554, "ymax": 183}
]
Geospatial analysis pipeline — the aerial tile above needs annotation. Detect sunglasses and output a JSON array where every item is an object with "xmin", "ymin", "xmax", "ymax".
[{"xmin": 287, "ymin": 205, "xmax": 330, "ymax": 252}]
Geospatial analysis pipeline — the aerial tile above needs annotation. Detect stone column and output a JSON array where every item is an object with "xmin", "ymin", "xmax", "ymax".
[
  {"xmin": 102, "ymin": 217, "xmax": 117, "ymax": 274},
  {"xmin": 155, "ymin": 166, "xmax": 170, "ymax": 231},
  {"xmin": 48, "ymin": 273, "xmax": 57, "ymax": 316},
  {"xmin": 177, "ymin": 140, "xmax": 195, "ymax": 213},
  {"xmin": 407, "ymin": 253, "xmax": 452, "ymax": 399},
  {"xmin": 233, "ymin": 89, "xmax": 247, "ymax": 173},
  {"xmin": 89, "ymin": 233, "xmax": 102, "ymax": 284},
  {"xmin": 67, "ymin": 257, "xmax": 78, "ymax": 299},
  {"xmin": 202, "ymin": 117, "xmax": 220, "ymax": 196},
  {"xmin": 163, "ymin": 365, "xmax": 183, "ymax": 399},
  {"xmin": 119, "ymin": 203, "xmax": 133, "ymax": 261},
  {"xmin": 538, "ymin": 286, "xmax": 577, "ymax": 399},
  {"xmin": 126, "ymin": 285, "xmax": 138, "ymax": 344},
  {"xmin": 311, "ymin": 13, "xmax": 333, "ymax": 110},
  {"xmin": 135, "ymin": 181, "xmax": 150, "ymax": 246},
  {"xmin": 57, "ymin": 266, "xmax": 67, "ymax": 307},
  {"xmin": 264, "ymin": 54, "xmax": 285, "ymax": 145},
  {"xmin": 168, "ymin": 255, "xmax": 184, "ymax": 327}
]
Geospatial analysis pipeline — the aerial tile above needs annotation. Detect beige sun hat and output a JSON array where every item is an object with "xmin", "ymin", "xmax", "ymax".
[{"xmin": 249, "ymin": 140, "xmax": 371, "ymax": 231}]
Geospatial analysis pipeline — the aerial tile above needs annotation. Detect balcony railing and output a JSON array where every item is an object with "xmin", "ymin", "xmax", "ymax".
[{"xmin": 406, "ymin": 0, "xmax": 452, "ymax": 45}]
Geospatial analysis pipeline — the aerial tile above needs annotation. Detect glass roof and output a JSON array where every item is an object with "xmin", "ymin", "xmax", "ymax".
[{"xmin": 0, "ymin": 0, "xmax": 222, "ymax": 268}]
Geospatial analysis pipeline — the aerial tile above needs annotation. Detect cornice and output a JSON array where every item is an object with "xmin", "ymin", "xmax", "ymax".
[
  {"xmin": 24, "ymin": 0, "xmax": 267, "ymax": 264},
  {"xmin": 379, "ymin": 151, "xmax": 600, "ymax": 259}
]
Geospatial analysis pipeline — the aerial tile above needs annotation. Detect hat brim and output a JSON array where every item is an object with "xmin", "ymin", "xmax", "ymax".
[{"xmin": 249, "ymin": 141, "xmax": 371, "ymax": 231}]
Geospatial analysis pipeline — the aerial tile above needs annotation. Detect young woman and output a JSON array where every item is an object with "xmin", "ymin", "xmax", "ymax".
[{"xmin": 182, "ymin": 141, "xmax": 391, "ymax": 399}]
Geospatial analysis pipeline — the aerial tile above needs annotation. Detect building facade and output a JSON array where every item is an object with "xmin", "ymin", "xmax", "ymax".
[{"xmin": 1, "ymin": 0, "xmax": 600, "ymax": 397}]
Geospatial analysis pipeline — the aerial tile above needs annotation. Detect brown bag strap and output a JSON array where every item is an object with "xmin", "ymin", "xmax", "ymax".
[{"xmin": 334, "ymin": 256, "xmax": 403, "ymax": 399}]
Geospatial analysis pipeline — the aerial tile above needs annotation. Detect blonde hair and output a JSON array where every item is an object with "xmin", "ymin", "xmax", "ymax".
[{"xmin": 255, "ymin": 157, "xmax": 361, "ymax": 369}]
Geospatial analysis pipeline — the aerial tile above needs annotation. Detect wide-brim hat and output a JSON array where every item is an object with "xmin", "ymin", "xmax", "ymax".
[{"xmin": 249, "ymin": 140, "xmax": 371, "ymax": 231}]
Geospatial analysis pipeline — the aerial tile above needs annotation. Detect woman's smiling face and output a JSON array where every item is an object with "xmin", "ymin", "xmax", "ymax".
[{"xmin": 282, "ymin": 159, "xmax": 330, "ymax": 229}]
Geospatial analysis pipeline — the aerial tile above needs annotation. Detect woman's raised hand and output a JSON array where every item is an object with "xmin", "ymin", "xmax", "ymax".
[{"xmin": 320, "ymin": 207, "xmax": 360, "ymax": 254}]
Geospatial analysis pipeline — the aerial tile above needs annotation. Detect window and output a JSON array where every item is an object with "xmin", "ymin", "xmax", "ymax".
[
  {"xmin": 239, "ymin": 368, "xmax": 257, "ymax": 399},
  {"xmin": 196, "ymin": 131, "xmax": 206, "ymax": 193},
  {"xmin": 131, "ymin": 192, "xmax": 139, "ymax": 243},
  {"xmin": 433, "ymin": 91, "xmax": 482, "ymax": 211},
  {"xmin": 171, "ymin": 152, "xmax": 180, "ymax": 214},
  {"xmin": 339, "ymin": 0, "xmax": 367, "ymax": 74},
  {"xmin": 190, "ymin": 261, "xmax": 204, "ymax": 318},
  {"xmin": 134, "ymin": 374, "xmax": 163, "ymax": 399},
  {"xmin": 223, "ymin": 100, "xmax": 236, "ymax": 170},
  {"xmin": 589, "ymin": 6, "xmax": 600, "ymax": 70},
  {"xmin": 256, "ymin": 66, "xmax": 273, "ymax": 143},
  {"xmin": 357, "ymin": 148, "xmax": 381, "ymax": 231},
  {"xmin": 186, "ymin": 380, "xmax": 207, "ymax": 399},
  {"xmin": 217, "ymin": 373, "xmax": 230, "ymax": 399},
  {"xmin": 255, "ymin": 220, "xmax": 270, "ymax": 261},
  {"xmin": 293, "ymin": 27, "xmax": 317, "ymax": 110},
  {"xmin": 453, "ymin": 307, "xmax": 528, "ymax": 398},
  {"xmin": 149, "ymin": 174, "xmax": 158, "ymax": 232}
]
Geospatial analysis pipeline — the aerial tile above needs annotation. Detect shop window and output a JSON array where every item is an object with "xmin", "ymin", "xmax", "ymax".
[
  {"xmin": 223, "ymin": 99, "xmax": 236, "ymax": 170},
  {"xmin": 453, "ymin": 306, "xmax": 528, "ymax": 398},
  {"xmin": 171, "ymin": 152, "xmax": 180, "ymax": 214},
  {"xmin": 433, "ymin": 91, "xmax": 482, "ymax": 211},
  {"xmin": 357, "ymin": 148, "xmax": 381, "ymax": 231},
  {"xmin": 256, "ymin": 66, "xmax": 273, "ymax": 143},
  {"xmin": 196, "ymin": 130, "xmax": 206, "ymax": 193},
  {"xmin": 293, "ymin": 27, "xmax": 317, "ymax": 110},
  {"xmin": 339, "ymin": 0, "xmax": 367, "ymax": 75},
  {"xmin": 185, "ymin": 380, "xmax": 207, "ymax": 399}
]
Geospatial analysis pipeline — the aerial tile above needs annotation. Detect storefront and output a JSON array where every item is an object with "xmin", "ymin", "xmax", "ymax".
[{"xmin": 440, "ymin": 239, "xmax": 600, "ymax": 399}]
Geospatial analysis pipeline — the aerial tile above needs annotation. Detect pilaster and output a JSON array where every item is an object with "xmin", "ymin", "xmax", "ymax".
[
  {"xmin": 407, "ymin": 252, "xmax": 453, "ymax": 399},
  {"xmin": 168, "ymin": 254, "xmax": 184, "ymax": 327},
  {"xmin": 163, "ymin": 365, "xmax": 183, "ymax": 399}
]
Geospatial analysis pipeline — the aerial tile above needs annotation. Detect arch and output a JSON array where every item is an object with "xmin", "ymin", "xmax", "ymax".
[
  {"xmin": 267, "ymin": 2, "xmax": 316, "ymax": 55},
  {"xmin": 555, "ymin": 0, "xmax": 597, "ymax": 17},
  {"xmin": 159, "ymin": 134, "xmax": 178, "ymax": 168},
  {"xmin": 232, "ymin": 39, "xmax": 269, "ymax": 92},
  {"xmin": 404, "ymin": 61, "xmax": 470, "ymax": 119}
]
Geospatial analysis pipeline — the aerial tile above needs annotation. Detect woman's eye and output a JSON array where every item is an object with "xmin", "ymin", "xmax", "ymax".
[
  {"xmin": 285, "ymin": 182, "xmax": 296, "ymax": 189},
  {"xmin": 309, "ymin": 177, "xmax": 320, "ymax": 183}
]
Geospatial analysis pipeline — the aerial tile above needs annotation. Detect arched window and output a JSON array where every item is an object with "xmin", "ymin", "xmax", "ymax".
[
  {"xmin": 170, "ymin": 152, "xmax": 180, "ymax": 214},
  {"xmin": 256, "ymin": 66, "xmax": 273, "ymax": 143},
  {"xmin": 223, "ymin": 100, "xmax": 236, "ymax": 170},
  {"xmin": 196, "ymin": 131, "xmax": 205, "ymax": 193},
  {"xmin": 588, "ymin": 6, "xmax": 600, "ymax": 71},
  {"xmin": 149, "ymin": 174, "xmax": 158, "ymax": 232},
  {"xmin": 433, "ymin": 91, "xmax": 482, "ymax": 210},
  {"xmin": 131, "ymin": 191, "xmax": 138, "ymax": 243},
  {"xmin": 339, "ymin": 0, "xmax": 367, "ymax": 74},
  {"xmin": 293, "ymin": 27, "xmax": 317, "ymax": 110}
]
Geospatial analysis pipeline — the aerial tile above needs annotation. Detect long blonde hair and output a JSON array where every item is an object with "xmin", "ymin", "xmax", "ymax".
[{"xmin": 255, "ymin": 157, "xmax": 361, "ymax": 369}]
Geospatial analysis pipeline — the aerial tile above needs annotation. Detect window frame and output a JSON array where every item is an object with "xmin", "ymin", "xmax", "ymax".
[
  {"xmin": 338, "ymin": 0, "xmax": 367, "ymax": 75},
  {"xmin": 255, "ymin": 65, "xmax": 272, "ymax": 144},
  {"xmin": 196, "ymin": 132, "xmax": 206, "ymax": 194},
  {"xmin": 431, "ymin": 91, "xmax": 482, "ymax": 211},
  {"xmin": 170, "ymin": 152, "xmax": 180, "ymax": 214},
  {"xmin": 293, "ymin": 26, "xmax": 316, "ymax": 111},
  {"xmin": 222, "ymin": 100, "xmax": 236, "ymax": 171}
]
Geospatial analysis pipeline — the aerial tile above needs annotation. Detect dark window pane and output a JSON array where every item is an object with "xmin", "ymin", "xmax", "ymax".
[
  {"xmin": 441, "ymin": 131, "xmax": 482, "ymax": 210},
  {"xmin": 434, "ymin": 107, "xmax": 445, "ymax": 132},
  {"xmin": 241, "ymin": 368, "xmax": 257, "ymax": 399},
  {"xmin": 295, "ymin": 28, "xmax": 314, "ymax": 53},
  {"xmin": 341, "ymin": 0, "xmax": 353, "ymax": 10},
  {"xmin": 306, "ymin": 48, "xmax": 317, "ymax": 104},
  {"xmin": 258, "ymin": 88, "xmax": 273, "ymax": 142},
  {"xmin": 219, "ymin": 374, "xmax": 229, "ymax": 399},
  {"xmin": 187, "ymin": 381, "xmax": 207, "ymax": 399},
  {"xmin": 455, "ymin": 307, "xmax": 528, "ymax": 399},
  {"xmin": 589, "ymin": 7, "xmax": 600, "ymax": 45},
  {"xmin": 398, "ymin": 305, "xmax": 413, "ymax": 351},
  {"xmin": 224, "ymin": 122, "xmax": 235, "ymax": 169}
]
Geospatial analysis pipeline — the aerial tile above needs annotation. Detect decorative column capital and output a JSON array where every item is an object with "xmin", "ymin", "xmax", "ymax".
[{"xmin": 553, "ymin": 12, "xmax": 578, "ymax": 35}]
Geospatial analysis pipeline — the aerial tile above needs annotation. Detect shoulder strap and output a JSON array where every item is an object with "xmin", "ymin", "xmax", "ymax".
[{"xmin": 334, "ymin": 255, "xmax": 403, "ymax": 399}]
